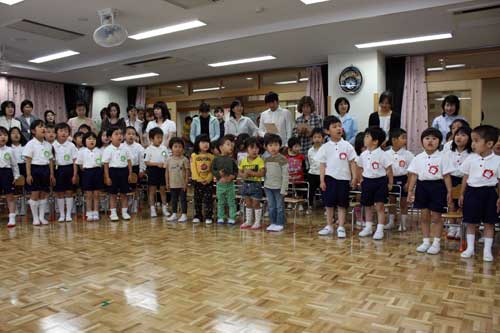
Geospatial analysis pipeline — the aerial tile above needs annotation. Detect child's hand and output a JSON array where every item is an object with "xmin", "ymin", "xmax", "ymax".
[
  {"xmin": 388, "ymin": 183, "xmax": 393, "ymax": 191},
  {"xmin": 12, "ymin": 178, "xmax": 17, "ymax": 185},
  {"xmin": 459, "ymin": 195, "xmax": 464, "ymax": 208},
  {"xmin": 128, "ymin": 174, "xmax": 133, "ymax": 184},
  {"xmin": 105, "ymin": 177, "xmax": 112, "ymax": 186},
  {"xmin": 50, "ymin": 175, "xmax": 56, "ymax": 187},
  {"xmin": 72, "ymin": 175, "xmax": 77, "ymax": 185},
  {"xmin": 320, "ymin": 181, "xmax": 326, "ymax": 192},
  {"xmin": 404, "ymin": 183, "xmax": 409, "ymax": 193},
  {"xmin": 446, "ymin": 191, "xmax": 452, "ymax": 207},
  {"xmin": 166, "ymin": 184, "xmax": 170, "ymax": 191},
  {"xmin": 26, "ymin": 175, "xmax": 33, "ymax": 185},
  {"xmin": 497, "ymin": 198, "xmax": 500, "ymax": 213},
  {"xmin": 408, "ymin": 191, "xmax": 415, "ymax": 204}
]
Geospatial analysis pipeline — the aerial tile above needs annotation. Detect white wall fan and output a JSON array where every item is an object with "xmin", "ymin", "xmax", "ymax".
[{"xmin": 93, "ymin": 8, "xmax": 128, "ymax": 48}]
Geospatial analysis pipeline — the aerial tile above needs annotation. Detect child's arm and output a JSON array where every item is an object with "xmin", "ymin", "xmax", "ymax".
[
  {"xmin": 25, "ymin": 156, "xmax": 33, "ymax": 185},
  {"xmin": 49, "ymin": 158, "xmax": 56, "ymax": 187},
  {"xmin": 407, "ymin": 173, "xmax": 417, "ymax": 204},
  {"xmin": 443, "ymin": 173, "xmax": 453, "ymax": 207},
  {"xmin": 104, "ymin": 163, "xmax": 112, "ymax": 186},
  {"xmin": 72, "ymin": 160, "xmax": 78, "ymax": 185},
  {"xmin": 386, "ymin": 165, "xmax": 393, "ymax": 191},
  {"xmin": 190, "ymin": 154, "xmax": 200, "ymax": 182},
  {"xmin": 458, "ymin": 174, "xmax": 468, "ymax": 208},
  {"xmin": 320, "ymin": 163, "xmax": 326, "ymax": 191},
  {"xmin": 11, "ymin": 152, "xmax": 20, "ymax": 181},
  {"xmin": 349, "ymin": 160, "xmax": 358, "ymax": 188},
  {"xmin": 127, "ymin": 159, "xmax": 133, "ymax": 183},
  {"xmin": 165, "ymin": 161, "xmax": 170, "ymax": 190},
  {"xmin": 183, "ymin": 158, "xmax": 189, "ymax": 192},
  {"xmin": 281, "ymin": 161, "xmax": 289, "ymax": 195}
]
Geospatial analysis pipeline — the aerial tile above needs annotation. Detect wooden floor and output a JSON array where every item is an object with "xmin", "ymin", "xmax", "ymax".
[{"xmin": 0, "ymin": 210, "xmax": 499, "ymax": 333}]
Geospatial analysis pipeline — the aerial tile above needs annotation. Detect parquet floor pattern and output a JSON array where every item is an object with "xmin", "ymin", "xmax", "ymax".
[{"xmin": 0, "ymin": 212, "xmax": 498, "ymax": 333}]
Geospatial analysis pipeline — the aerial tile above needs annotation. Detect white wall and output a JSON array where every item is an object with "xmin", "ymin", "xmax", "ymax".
[
  {"xmin": 482, "ymin": 78, "xmax": 500, "ymax": 127},
  {"xmin": 91, "ymin": 85, "xmax": 128, "ymax": 124},
  {"xmin": 328, "ymin": 50, "xmax": 386, "ymax": 131}
]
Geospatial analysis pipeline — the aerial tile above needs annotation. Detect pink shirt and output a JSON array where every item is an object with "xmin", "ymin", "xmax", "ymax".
[{"xmin": 68, "ymin": 117, "xmax": 96, "ymax": 135}]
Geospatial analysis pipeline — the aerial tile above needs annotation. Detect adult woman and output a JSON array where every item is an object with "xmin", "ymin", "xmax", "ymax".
[
  {"xmin": 292, "ymin": 96, "xmax": 323, "ymax": 155},
  {"xmin": 214, "ymin": 106, "xmax": 225, "ymax": 137},
  {"xmin": 368, "ymin": 91, "xmax": 401, "ymax": 137},
  {"xmin": 44, "ymin": 110, "xmax": 56, "ymax": 126},
  {"xmin": 145, "ymin": 101, "xmax": 176, "ymax": 147},
  {"xmin": 224, "ymin": 100, "xmax": 260, "ymax": 137},
  {"xmin": 16, "ymin": 99, "xmax": 38, "ymax": 141},
  {"xmin": 432, "ymin": 95, "xmax": 465, "ymax": 140},
  {"xmin": 67, "ymin": 101, "xmax": 96, "ymax": 134},
  {"xmin": 190, "ymin": 102, "xmax": 220, "ymax": 143},
  {"xmin": 0, "ymin": 100, "xmax": 21, "ymax": 131},
  {"xmin": 125, "ymin": 105, "xmax": 143, "ymax": 142},
  {"xmin": 334, "ymin": 97, "xmax": 358, "ymax": 144},
  {"xmin": 101, "ymin": 102, "xmax": 126, "ymax": 133}
]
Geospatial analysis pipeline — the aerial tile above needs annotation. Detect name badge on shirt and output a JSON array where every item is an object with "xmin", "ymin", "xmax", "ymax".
[
  {"xmin": 43, "ymin": 150, "xmax": 51, "ymax": 158},
  {"xmin": 339, "ymin": 152, "xmax": 347, "ymax": 160},
  {"xmin": 161, "ymin": 151, "xmax": 167, "ymax": 157},
  {"xmin": 120, "ymin": 155, "xmax": 126, "ymax": 162},
  {"xmin": 4, "ymin": 153, "xmax": 11, "ymax": 161},
  {"xmin": 96, "ymin": 157, "xmax": 102, "ymax": 165},
  {"xmin": 64, "ymin": 154, "xmax": 70, "ymax": 161},
  {"xmin": 399, "ymin": 160, "xmax": 406, "ymax": 168},
  {"xmin": 483, "ymin": 169, "xmax": 494, "ymax": 179},
  {"xmin": 372, "ymin": 161, "xmax": 380, "ymax": 170},
  {"xmin": 429, "ymin": 165, "xmax": 439, "ymax": 175}
]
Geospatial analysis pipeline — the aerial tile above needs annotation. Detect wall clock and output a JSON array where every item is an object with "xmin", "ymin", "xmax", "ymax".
[{"xmin": 339, "ymin": 66, "xmax": 363, "ymax": 94}]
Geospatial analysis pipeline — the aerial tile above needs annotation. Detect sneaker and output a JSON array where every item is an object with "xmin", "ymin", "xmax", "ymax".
[
  {"xmin": 217, "ymin": 219, "xmax": 225, "ymax": 225},
  {"xmin": 227, "ymin": 219, "xmax": 236, "ymax": 225},
  {"xmin": 384, "ymin": 220, "xmax": 394, "ymax": 230},
  {"xmin": 337, "ymin": 227, "xmax": 346, "ymax": 238},
  {"xmin": 93, "ymin": 212, "xmax": 100, "ymax": 221},
  {"xmin": 266, "ymin": 224, "xmax": 277, "ymax": 232},
  {"xmin": 110, "ymin": 213, "xmax": 119, "ymax": 222},
  {"xmin": 162, "ymin": 206, "xmax": 170, "ymax": 217},
  {"xmin": 398, "ymin": 223, "xmax": 407, "ymax": 232},
  {"xmin": 250, "ymin": 222, "xmax": 261, "ymax": 230},
  {"xmin": 483, "ymin": 252, "xmax": 494, "ymax": 262},
  {"xmin": 205, "ymin": 219, "xmax": 213, "ymax": 225},
  {"xmin": 373, "ymin": 229, "xmax": 384, "ymax": 240},
  {"xmin": 150, "ymin": 207, "xmax": 157, "ymax": 218},
  {"xmin": 178, "ymin": 214, "xmax": 188, "ymax": 223},
  {"xmin": 318, "ymin": 225, "xmax": 333, "ymax": 236},
  {"xmin": 167, "ymin": 214, "xmax": 178, "ymax": 222},
  {"xmin": 40, "ymin": 219, "xmax": 49, "ymax": 225},
  {"xmin": 427, "ymin": 243, "xmax": 441, "ymax": 255},
  {"xmin": 460, "ymin": 248, "xmax": 474, "ymax": 258},
  {"xmin": 7, "ymin": 219, "xmax": 16, "ymax": 228},
  {"xmin": 273, "ymin": 225, "xmax": 284, "ymax": 232},
  {"xmin": 33, "ymin": 220, "xmax": 40, "ymax": 226},
  {"xmin": 122, "ymin": 212, "xmax": 131, "ymax": 220},
  {"xmin": 58, "ymin": 215, "xmax": 65, "ymax": 223},
  {"xmin": 355, "ymin": 221, "xmax": 364, "ymax": 229},
  {"xmin": 192, "ymin": 218, "xmax": 200, "ymax": 223},
  {"xmin": 65, "ymin": 215, "xmax": 72, "ymax": 222},
  {"xmin": 358, "ymin": 226, "xmax": 373, "ymax": 237},
  {"xmin": 86, "ymin": 214, "xmax": 94, "ymax": 222},
  {"xmin": 416, "ymin": 242, "xmax": 431, "ymax": 253},
  {"xmin": 298, "ymin": 204, "xmax": 304, "ymax": 211},
  {"xmin": 306, "ymin": 209, "xmax": 312, "ymax": 215}
]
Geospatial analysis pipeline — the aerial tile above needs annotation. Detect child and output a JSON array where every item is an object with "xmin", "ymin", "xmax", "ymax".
[
  {"xmin": 0, "ymin": 126, "xmax": 20, "ymax": 227},
  {"xmin": 316, "ymin": 116, "xmax": 357, "ymax": 237},
  {"xmin": 122, "ymin": 126, "xmax": 145, "ymax": 213},
  {"xmin": 77, "ymin": 132, "xmax": 103, "ymax": 221},
  {"xmin": 166, "ymin": 137, "xmax": 189, "ymax": 222},
  {"xmin": 236, "ymin": 133, "xmax": 250, "ymax": 165},
  {"xmin": 9, "ymin": 127, "xmax": 26, "ymax": 178},
  {"xmin": 191, "ymin": 134, "xmax": 215, "ymax": 224},
  {"xmin": 97, "ymin": 129, "xmax": 110, "ymax": 149},
  {"xmin": 307, "ymin": 128, "xmax": 324, "ymax": 212},
  {"xmin": 23, "ymin": 120, "xmax": 55, "ymax": 225},
  {"xmin": 386, "ymin": 128, "xmax": 414, "ymax": 231},
  {"xmin": 45, "ymin": 124, "xmax": 56, "ymax": 145},
  {"xmin": 407, "ymin": 128, "xmax": 453, "ymax": 255},
  {"xmin": 239, "ymin": 137, "xmax": 266, "ymax": 230},
  {"xmin": 144, "ymin": 127, "xmax": 169, "ymax": 218},
  {"xmin": 445, "ymin": 126, "xmax": 472, "ymax": 239},
  {"xmin": 212, "ymin": 135, "xmax": 238, "ymax": 225},
  {"xmin": 442, "ymin": 119, "xmax": 469, "ymax": 152},
  {"xmin": 102, "ymin": 127, "xmax": 133, "ymax": 221},
  {"xmin": 357, "ymin": 127, "xmax": 394, "ymax": 240},
  {"xmin": 459, "ymin": 125, "xmax": 500, "ymax": 262},
  {"xmin": 73, "ymin": 132, "xmax": 84, "ymax": 150},
  {"xmin": 78, "ymin": 124, "xmax": 91, "ymax": 135},
  {"xmin": 53, "ymin": 123, "xmax": 78, "ymax": 222},
  {"xmin": 286, "ymin": 136, "xmax": 306, "ymax": 211},
  {"xmin": 263, "ymin": 134, "xmax": 289, "ymax": 232}
]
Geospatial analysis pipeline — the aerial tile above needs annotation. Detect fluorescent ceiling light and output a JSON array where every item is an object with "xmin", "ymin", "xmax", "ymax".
[
  {"xmin": 176, "ymin": 85, "xmax": 182, "ymax": 88},
  {"xmin": 300, "ymin": 0, "xmax": 330, "ymax": 4},
  {"xmin": 111, "ymin": 72, "xmax": 159, "ymax": 82},
  {"xmin": 427, "ymin": 67, "xmax": 444, "ymax": 72},
  {"xmin": 246, "ymin": 77, "xmax": 254, "ymax": 80},
  {"xmin": 435, "ymin": 97, "xmax": 471, "ymax": 101},
  {"xmin": 445, "ymin": 64, "xmax": 465, "ymax": 69},
  {"xmin": 299, "ymin": 78, "xmax": 309, "ymax": 82},
  {"xmin": 192, "ymin": 87, "xmax": 220, "ymax": 92},
  {"xmin": 81, "ymin": 83, "xmax": 87, "ymax": 86},
  {"xmin": 0, "ymin": 71, "xmax": 8, "ymax": 74},
  {"xmin": 427, "ymin": 64, "xmax": 466, "ymax": 72},
  {"xmin": 208, "ymin": 55, "xmax": 276, "ymax": 67},
  {"xmin": 275, "ymin": 80, "xmax": 298, "ymax": 85},
  {"xmin": 0, "ymin": 0, "xmax": 24, "ymax": 5},
  {"xmin": 355, "ymin": 33, "xmax": 452, "ymax": 49},
  {"xmin": 29, "ymin": 50, "xmax": 79, "ymax": 63},
  {"xmin": 129, "ymin": 20, "xmax": 206, "ymax": 40}
]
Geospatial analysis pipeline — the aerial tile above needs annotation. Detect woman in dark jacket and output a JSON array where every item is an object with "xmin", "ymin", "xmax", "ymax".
[{"xmin": 368, "ymin": 91, "xmax": 401, "ymax": 136}]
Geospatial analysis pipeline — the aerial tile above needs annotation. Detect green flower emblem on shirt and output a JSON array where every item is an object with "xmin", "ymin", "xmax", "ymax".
[
  {"xmin": 96, "ymin": 157, "xmax": 102, "ymax": 165},
  {"xmin": 4, "ymin": 153, "xmax": 11, "ymax": 161},
  {"xmin": 64, "ymin": 154, "xmax": 70, "ymax": 161},
  {"xmin": 161, "ymin": 151, "xmax": 167, "ymax": 156},
  {"xmin": 43, "ymin": 150, "xmax": 51, "ymax": 158},
  {"xmin": 120, "ymin": 155, "xmax": 126, "ymax": 162}
]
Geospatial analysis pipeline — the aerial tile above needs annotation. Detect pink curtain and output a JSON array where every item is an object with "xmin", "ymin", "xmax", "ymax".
[
  {"xmin": 306, "ymin": 66, "xmax": 325, "ymax": 118},
  {"xmin": 135, "ymin": 86, "xmax": 146, "ymax": 108},
  {"xmin": 401, "ymin": 56, "xmax": 428, "ymax": 153},
  {"xmin": 0, "ymin": 76, "xmax": 66, "ymax": 122}
]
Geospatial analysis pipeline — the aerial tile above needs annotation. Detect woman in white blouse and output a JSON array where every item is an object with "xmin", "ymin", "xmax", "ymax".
[
  {"xmin": 125, "ymin": 105, "xmax": 143, "ymax": 143},
  {"xmin": 224, "ymin": 100, "xmax": 261, "ymax": 137},
  {"xmin": 431, "ymin": 95, "xmax": 465, "ymax": 141},
  {"xmin": 145, "ymin": 101, "xmax": 176, "ymax": 147},
  {"xmin": 0, "ymin": 101, "xmax": 21, "ymax": 131}
]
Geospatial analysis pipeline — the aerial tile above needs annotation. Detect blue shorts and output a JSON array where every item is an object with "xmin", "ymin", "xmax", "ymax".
[
  {"xmin": 109, "ymin": 167, "xmax": 130, "ymax": 194},
  {"xmin": 322, "ymin": 176, "xmax": 350, "ymax": 208},
  {"xmin": 393, "ymin": 175, "xmax": 408, "ymax": 197},
  {"xmin": 54, "ymin": 164, "xmax": 75, "ymax": 192},
  {"xmin": 414, "ymin": 180, "xmax": 447, "ymax": 213},
  {"xmin": 130, "ymin": 165, "xmax": 140, "ymax": 189},
  {"xmin": 81, "ymin": 167, "xmax": 103, "ymax": 191},
  {"xmin": 27, "ymin": 165, "xmax": 50, "ymax": 193},
  {"xmin": 0, "ymin": 168, "xmax": 14, "ymax": 194},
  {"xmin": 147, "ymin": 166, "xmax": 166, "ymax": 187},
  {"xmin": 463, "ymin": 186, "xmax": 499, "ymax": 225},
  {"xmin": 451, "ymin": 176, "xmax": 463, "ymax": 187},
  {"xmin": 241, "ymin": 181, "xmax": 263, "ymax": 200},
  {"xmin": 18, "ymin": 163, "xmax": 26, "ymax": 177},
  {"xmin": 361, "ymin": 176, "xmax": 388, "ymax": 206}
]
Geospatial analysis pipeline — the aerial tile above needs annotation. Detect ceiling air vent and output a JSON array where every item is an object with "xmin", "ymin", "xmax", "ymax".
[
  {"xmin": 4, "ymin": 19, "xmax": 84, "ymax": 41},
  {"xmin": 125, "ymin": 56, "xmax": 176, "ymax": 67},
  {"xmin": 162, "ymin": 0, "xmax": 221, "ymax": 10},
  {"xmin": 450, "ymin": 2, "xmax": 500, "ymax": 28}
]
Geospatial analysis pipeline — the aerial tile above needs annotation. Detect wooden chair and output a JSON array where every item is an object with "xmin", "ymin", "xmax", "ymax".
[
  {"xmin": 284, "ymin": 196, "xmax": 307, "ymax": 233},
  {"xmin": 442, "ymin": 186, "xmax": 464, "ymax": 251}
]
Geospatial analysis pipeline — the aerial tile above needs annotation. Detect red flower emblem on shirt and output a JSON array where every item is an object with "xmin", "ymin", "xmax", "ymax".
[
  {"xmin": 399, "ymin": 160, "xmax": 406, "ymax": 168},
  {"xmin": 483, "ymin": 169, "xmax": 494, "ymax": 179},
  {"xmin": 339, "ymin": 152, "xmax": 347, "ymax": 160},
  {"xmin": 428, "ymin": 165, "xmax": 439, "ymax": 175},
  {"xmin": 372, "ymin": 162, "xmax": 380, "ymax": 170}
]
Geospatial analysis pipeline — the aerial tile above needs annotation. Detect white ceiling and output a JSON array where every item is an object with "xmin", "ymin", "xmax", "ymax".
[{"xmin": 1, "ymin": 0, "xmax": 499, "ymax": 86}]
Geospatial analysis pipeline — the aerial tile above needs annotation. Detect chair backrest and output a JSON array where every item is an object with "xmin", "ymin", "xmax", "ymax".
[
  {"xmin": 129, "ymin": 173, "xmax": 138, "ymax": 185},
  {"xmin": 451, "ymin": 186, "xmax": 462, "ymax": 200},
  {"xmin": 15, "ymin": 176, "xmax": 25, "ymax": 187}
]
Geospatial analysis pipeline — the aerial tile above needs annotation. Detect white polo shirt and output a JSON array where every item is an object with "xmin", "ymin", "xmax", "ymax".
[
  {"xmin": 145, "ymin": 120, "xmax": 176, "ymax": 146},
  {"xmin": 102, "ymin": 144, "xmax": 130, "ymax": 168},
  {"xmin": 315, "ymin": 139, "xmax": 356, "ymax": 181},
  {"xmin": 0, "ymin": 146, "xmax": 20, "ymax": 179},
  {"xmin": 53, "ymin": 140, "xmax": 78, "ymax": 167},
  {"xmin": 144, "ymin": 144, "xmax": 169, "ymax": 164},
  {"xmin": 307, "ymin": 146, "xmax": 321, "ymax": 176},
  {"xmin": 12, "ymin": 144, "xmax": 24, "ymax": 164},
  {"xmin": 460, "ymin": 153, "xmax": 500, "ymax": 187},
  {"xmin": 77, "ymin": 147, "xmax": 103, "ymax": 169},
  {"xmin": 408, "ymin": 150, "xmax": 453, "ymax": 181},
  {"xmin": 121, "ymin": 142, "xmax": 146, "ymax": 172},
  {"xmin": 357, "ymin": 147, "xmax": 393, "ymax": 179},
  {"xmin": 444, "ymin": 149, "xmax": 470, "ymax": 178},
  {"xmin": 388, "ymin": 148, "xmax": 414, "ymax": 177},
  {"xmin": 23, "ymin": 138, "xmax": 53, "ymax": 165}
]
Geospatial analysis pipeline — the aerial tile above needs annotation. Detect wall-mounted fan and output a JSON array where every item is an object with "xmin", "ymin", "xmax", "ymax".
[{"xmin": 93, "ymin": 8, "xmax": 128, "ymax": 48}]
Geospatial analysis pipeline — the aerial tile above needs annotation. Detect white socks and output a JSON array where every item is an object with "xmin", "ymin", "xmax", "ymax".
[
  {"xmin": 7, "ymin": 213, "xmax": 16, "ymax": 226},
  {"xmin": 65, "ymin": 197, "xmax": 73, "ymax": 219},
  {"xmin": 255, "ymin": 208, "xmax": 262, "ymax": 225},
  {"xmin": 376, "ymin": 223, "xmax": 384, "ymax": 233},
  {"xmin": 57, "ymin": 198, "xmax": 65, "ymax": 219},
  {"xmin": 38, "ymin": 199, "xmax": 48, "ymax": 224},
  {"xmin": 29, "ymin": 200, "xmax": 39, "ymax": 225},
  {"xmin": 245, "ymin": 208, "xmax": 253, "ymax": 225},
  {"xmin": 484, "ymin": 238, "xmax": 493, "ymax": 261}
]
